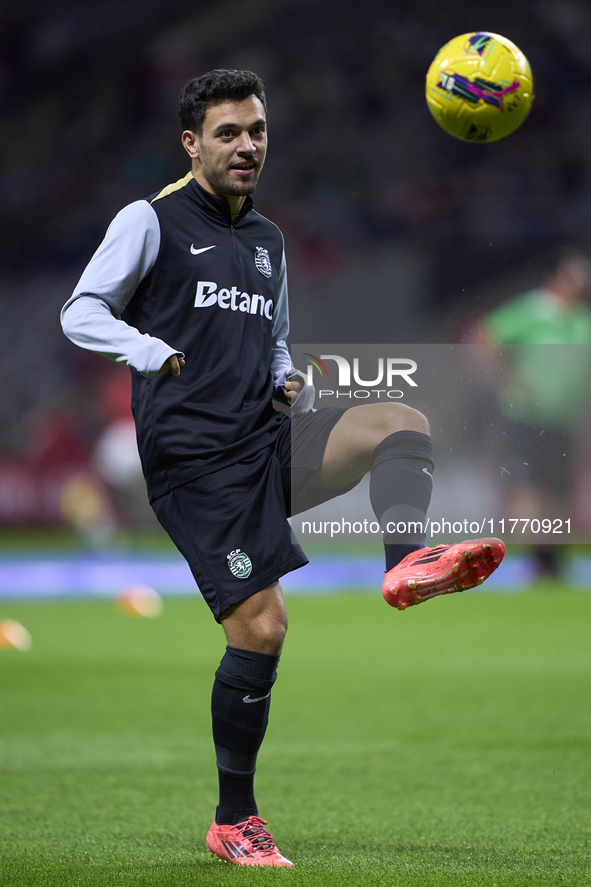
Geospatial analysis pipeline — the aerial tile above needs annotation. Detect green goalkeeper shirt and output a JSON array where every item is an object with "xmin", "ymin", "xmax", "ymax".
[
  {"xmin": 485, "ymin": 288, "xmax": 591, "ymax": 344},
  {"xmin": 484, "ymin": 288, "xmax": 591, "ymax": 430}
]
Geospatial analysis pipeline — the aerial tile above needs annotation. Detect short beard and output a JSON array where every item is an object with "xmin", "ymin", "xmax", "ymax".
[{"xmin": 202, "ymin": 163, "xmax": 260, "ymax": 197}]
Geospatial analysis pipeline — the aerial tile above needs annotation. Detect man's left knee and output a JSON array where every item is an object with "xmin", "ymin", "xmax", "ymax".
[{"xmin": 372, "ymin": 403, "xmax": 430, "ymax": 441}]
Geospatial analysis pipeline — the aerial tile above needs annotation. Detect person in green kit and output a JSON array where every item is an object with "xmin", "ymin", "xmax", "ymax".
[
  {"xmin": 479, "ymin": 247, "xmax": 591, "ymax": 578},
  {"xmin": 485, "ymin": 250, "xmax": 591, "ymax": 345}
]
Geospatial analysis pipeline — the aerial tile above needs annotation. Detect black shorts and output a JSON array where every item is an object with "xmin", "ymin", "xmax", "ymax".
[{"xmin": 152, "ymin": 407, "xmax": 359, "ymax": 621}]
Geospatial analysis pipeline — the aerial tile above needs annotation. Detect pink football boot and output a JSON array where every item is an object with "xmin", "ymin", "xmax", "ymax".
[
  {"xmin": 206, "ymin": 816, "xmax": 293, "ymax": 867},
  {"xmin": 383, "ymin": 538, "xmax": 505, "ymax": 610}
]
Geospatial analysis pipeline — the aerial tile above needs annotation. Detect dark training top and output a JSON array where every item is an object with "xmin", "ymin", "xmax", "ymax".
[
  {"xmin": 61, "ymin": 173, "xmax": 296, "ymax": 501},
  {"xmin": 124, "ymin": 177, "xmax": 288, "ymax": 499}
]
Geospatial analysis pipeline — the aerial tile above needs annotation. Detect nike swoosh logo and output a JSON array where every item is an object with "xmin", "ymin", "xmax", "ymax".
[
  {"xmin": 242, "ymin": 692, "xmax": 271, "ymax": 704},
  {"xmin": 422, "ymin": 468, "xmax": 433, "ymax": 479},
  {"xmin": 190, "ymin": 244, "xmax": 216, "ymax": 255}
]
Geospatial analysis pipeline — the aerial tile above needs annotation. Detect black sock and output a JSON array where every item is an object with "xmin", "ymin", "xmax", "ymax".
[
  {"xmin": 370, "ymin": 430, "xmax": 434, "ymax": 570},
  {"xmin": 384, "ymin": 542, "xmax": 425, "ymax": 572},
  {"xmin": 216, "ymin": 773, "xmax": 257, "ymax": 827},
  {"xmin": 212, "ymin": 646, "xmax": 280, "ymax": 825}
]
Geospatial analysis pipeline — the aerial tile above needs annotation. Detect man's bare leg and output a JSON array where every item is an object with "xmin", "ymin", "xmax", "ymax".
[
  {"xmin": 221, "ymin": 581, "xmax": 287, "ymax": 655},
  {"xmin": 315, "ymin": 402, "xmax": 430, "ymax": 489},
  {"xmin": 307, "ymin": 400, "xmax": 435, "ymax": 587},
  {"xmin": 309, "ymin": 401, "xmax": 504, "ymax": 609}
]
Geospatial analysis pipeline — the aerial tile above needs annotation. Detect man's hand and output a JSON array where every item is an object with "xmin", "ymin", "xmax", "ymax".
[
  {"xmin": 159, "ymin": 355, "xmax": 185, "ymax": 376},
  {"xmin": 283, "ymin": 370, "xmax": 304, "ymax": 405}
]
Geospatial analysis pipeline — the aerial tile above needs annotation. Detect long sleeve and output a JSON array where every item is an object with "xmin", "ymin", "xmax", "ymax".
[
  {"xmin": 60, "ymin": 200, "xmax": 184, "ymax": 378},
  {"xmin": 270, "ymin": 248, "xmax": 315, "ymax": 414},
  {"xmin": 61, "ymin": 295, "xmax": 183, "ymax": 378}
]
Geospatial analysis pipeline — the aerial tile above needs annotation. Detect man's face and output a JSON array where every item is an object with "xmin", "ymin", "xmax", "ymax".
[{"xmin": 192, "ymin": 95, "xmax": 267, "ymax": 198}]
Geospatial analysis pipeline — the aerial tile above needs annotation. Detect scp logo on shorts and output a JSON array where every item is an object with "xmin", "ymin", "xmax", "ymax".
[{"xmin": 227, "ymin": 549, "xmax": 253, "ymax": 579}]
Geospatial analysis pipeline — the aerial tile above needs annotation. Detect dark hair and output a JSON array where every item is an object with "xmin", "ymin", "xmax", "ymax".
[{"xmin": 177, "ymin": 69, "xmax": 267, "ymax": 134}]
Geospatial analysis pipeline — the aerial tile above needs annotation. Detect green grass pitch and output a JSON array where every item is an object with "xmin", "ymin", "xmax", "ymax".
[{"xmin": 1, "ymin": 590, "xmax": 590, "ymax": 886}]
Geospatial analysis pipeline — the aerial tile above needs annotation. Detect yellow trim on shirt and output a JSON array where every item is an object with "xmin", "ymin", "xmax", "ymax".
[{"xmin": 150, "ymin": 172, "xmax": 193, "ymax": 203}]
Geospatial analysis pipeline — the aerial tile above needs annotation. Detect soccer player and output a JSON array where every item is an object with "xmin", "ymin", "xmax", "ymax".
[
  {"xmin": 476, "ymin": 247, "xmax": 591, "ymax": 579},
  {"xmin": 61, "ymin": 69, "xmax": 504, "ymax": 867}
]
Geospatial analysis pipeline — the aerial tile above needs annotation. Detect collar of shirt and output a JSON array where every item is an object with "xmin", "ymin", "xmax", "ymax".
[{"xmin": 188, "ymin": 176, "xmax": 254, "ymax": 225}]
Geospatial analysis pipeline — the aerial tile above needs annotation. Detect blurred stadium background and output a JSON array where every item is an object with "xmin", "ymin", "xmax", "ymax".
[
  {"xmin": 2, "ymin": 3, "xmax": 591, "ymax": 884},
  {"xmin": 2, "ymin": 0, "xmax": 591, "ymax": 562}
]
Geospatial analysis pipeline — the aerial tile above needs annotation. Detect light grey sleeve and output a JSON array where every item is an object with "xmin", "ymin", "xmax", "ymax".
[
  {"xmin": 270, "ymin": 338, "xmax": 292, "ymax": 388},
  {"xmin": 270, "ymin": 248, "xmax": 315, "ymax": 414},
  {"xmin": 271, "ymin": 246, "xmax": 290, "ymax": 346},
  {"xmin": 270, "ymin": 248, "xmax": 292, "ymax": 388},
  {"xmin": 60, "ymin": 200, "xmax": 184, "ymax": 378},
  {"xmin": 61, "ymin": 296, "xmax": 184, "ymax": 378}
]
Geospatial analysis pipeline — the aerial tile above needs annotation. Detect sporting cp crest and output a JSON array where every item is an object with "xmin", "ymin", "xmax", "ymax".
[
  {"xmin": 254, "ymin": 246, "xmax": 272, "ymax": 278},
  {"xmin": 227, "ymin": 549, "xmax": 253, "ymax": 579}
]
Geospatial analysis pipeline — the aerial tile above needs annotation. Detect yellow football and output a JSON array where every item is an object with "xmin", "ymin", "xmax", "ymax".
[{"xmin": 426, "ymin": 32, "xmax": 534, "ymax": 142}]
